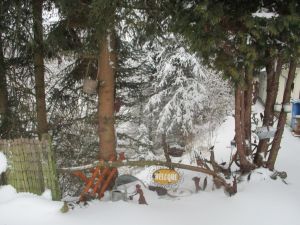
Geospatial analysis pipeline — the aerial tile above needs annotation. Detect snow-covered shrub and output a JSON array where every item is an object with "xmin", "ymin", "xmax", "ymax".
[{"xmin": 144, "ymin": 37, "xmax": 232, "ymax": 151}]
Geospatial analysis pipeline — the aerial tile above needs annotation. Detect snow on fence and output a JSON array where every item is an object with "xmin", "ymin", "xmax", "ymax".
[{"xmin": 0, "ymin": 134, "xmax": 61, "ymax": 200}]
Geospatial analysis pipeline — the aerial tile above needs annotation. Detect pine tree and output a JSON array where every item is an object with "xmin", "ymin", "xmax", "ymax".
[
  {"xmin": 165, "ymin": 0, "xmax": 300, "ymax": 171},
  {"xmin": 0, "ymin": 0, "xmax": 35, "ymax": 138},
  {"xmin": 32, "ymin": 0, "xmax": 49, "ymax": 139},
  {"xmin": 164, "ymin": 1, "xmax": 260, "ymax": 172},
  {"xmin": 144, "ymin": 36, "xmax": 232, "ymax": 149}
]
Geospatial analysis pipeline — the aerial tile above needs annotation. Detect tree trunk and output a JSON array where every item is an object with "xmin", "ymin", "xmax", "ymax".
[
  {"xmin": 267, "ymin": 59, "xmax": 297, "ymax": 170},
  {"xmin": 32, "ymin": 0, "xmax": 48, "ymax": 139},
  {"xmin": 98, "ymin": 31, "xmax": 117, "ymax": 160},
  {"xmin": 244, "ymin": 65, "xmax": 253, "ymax": 155},
  {"xmin": 235, "ymin": 84, "xmax": 253, "ymax": 173},
  {"xmin": 162, "ymin": 133, "xmax": 171, "ymax": 163},
  {"xmin": 254, "ymin": 56, "xmax": 283, "ymax": 166},
  {"xmin": 256, "ymin": 59, "xmax": 276, "ymax": 163},
  {"xmin": 240, "ymin": 84, "xmax": 247, "ymax": 153},
  {"xmin": 0, "ymin": 35, "xmax": 8, "ymax": 115},
  {"xmin": 0, "ymin": 33, "xmax": 10, "ymax": 139},
  {"xmin": 269, "ymin": 56, "xmax": 284, "ymax": 124}
]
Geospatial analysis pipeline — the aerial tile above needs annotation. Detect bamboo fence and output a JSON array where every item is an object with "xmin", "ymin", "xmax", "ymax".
[{"xmin": 0, "ymin": 135, "xmax": 61, "ymax": 200}]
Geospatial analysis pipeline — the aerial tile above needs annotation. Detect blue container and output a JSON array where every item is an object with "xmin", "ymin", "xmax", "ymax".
[{"xmin": 291, "ymin": 100, "xmax": 300, "ymax": 129}]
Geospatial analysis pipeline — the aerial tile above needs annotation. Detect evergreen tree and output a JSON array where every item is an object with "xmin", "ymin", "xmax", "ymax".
[
  {"xmin": 0, "ymin": 0, "xmax": 35, "ymax": 138},
  {"xmin": 164, "ymin": 0, "xmax": 261, "ymax": 172},
  {"xmin": 144, "ymin": 36, "xmax": 232, "ymax": 149},
  {"xmin": 160, "ymin": 0, "xmax": 300, "ymax": 172},
  {"xmin": 32, "ymin": 0, "xmax": 49, "ymax": 139}
]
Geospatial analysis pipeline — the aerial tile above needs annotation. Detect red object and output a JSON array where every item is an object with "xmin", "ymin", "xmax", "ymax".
[
  {"xmin": 98, "ymin": 168, "xmax": 118, "ymax": 198},
  {"xmin": 73, "ymin": 153, "xmax": 125, "ymax": 201},
  {"xmin": 92, "ymin": 168, "xmax": 109, "ymax": 195},
  {"xmin": 81, "ymin": 167, "xmax": 101, "ymax": 197}
]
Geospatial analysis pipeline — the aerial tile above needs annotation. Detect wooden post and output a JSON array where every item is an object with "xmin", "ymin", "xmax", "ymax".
[
  {"xmin": 60, "ymin": 160, "xmax": 229, "ymax": 187},
  {"xmin": 19, "ymin": 139, "xmax": 31, "ymax": 192},
  {"xmin": 40, "ymin": 134, "xmax": 61, "ymax": 200}
]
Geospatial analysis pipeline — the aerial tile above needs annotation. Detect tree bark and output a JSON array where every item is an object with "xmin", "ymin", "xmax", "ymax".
[
  {"xmin": 0, "ymin": 33, "xmax": 10, "ymax": 139},
  {"xmin": 0, "ymin": 35, "xmax": 8, "ymax": 115},
  {"xmin": 32, "ymin": 0, "xmax": 48, "ymax": 139},
  {"xmin": 254, "ymin": 56, "xmax": 283, "ymax": 166},
  {"xmin": 162, "ymin": 133, "xmax": 171, "ymax": 163},
  {"xmin": 267, "ymin": 59, "xmax": 297, "ymax": 170},
  {"xmin": 98, "ymin": 31, "xmax": 117, "ymax": 160},
  {"xmin": 244, "ymin": 65, "xmax": 253, "ymax": 155},
  {"xmin": 235, "ymin": 84, "xmax": 253, "ymax": 173}
]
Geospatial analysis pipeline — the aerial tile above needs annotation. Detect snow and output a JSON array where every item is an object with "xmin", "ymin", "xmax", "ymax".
[
  {"xmin": 107, "ymin": 33, "xmax": 113, "ymax": 53},
  {"xmin": 1, "ymin": 104, "xmax": 300, "ymax": 225},
  {"xmin": 144, "ymin": 38, "xmax": 232, "ymax": 137},
  {"xmin": 43, "ymin": 7, "xmax": 59, "ymax": 25},
  {"xmin": 0, "ymin": 151, "xmax": 7, "ymax": 174},
  {"xmin": 42, "ymin": 189, "xmax": 53, "ymax": 200},
  {"xmin": 252, "ymin": 8, "xmax": 278, "ymax": 19}
]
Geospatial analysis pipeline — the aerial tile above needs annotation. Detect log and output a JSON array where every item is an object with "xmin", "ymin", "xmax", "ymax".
[{"xmin": 59, "ymin": 160, "xmax": 228, "ymax": 186}]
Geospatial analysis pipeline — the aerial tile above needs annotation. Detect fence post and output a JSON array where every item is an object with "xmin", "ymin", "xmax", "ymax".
[
  {"xmin": 40, "ymin": 134, "xmax": 61, "ymax": 200},
  {"xmin": 17, "ymin": 139, "xmax": 31, "ymax": 192}
]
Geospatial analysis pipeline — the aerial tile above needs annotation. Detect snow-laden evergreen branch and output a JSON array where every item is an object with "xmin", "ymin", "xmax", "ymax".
[{"xmin": 144, "ymin": 37, "xmax": 232, "ymax": 141}]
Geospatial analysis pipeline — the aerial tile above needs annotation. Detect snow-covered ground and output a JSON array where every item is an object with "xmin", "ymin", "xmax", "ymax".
[
  {"xmin": 1, "ymin": 104, "xmax": 300, "ymax": 225},
  {"xmin": 0, "ymin": 152, "xmax": 7, "ymax": 174}
]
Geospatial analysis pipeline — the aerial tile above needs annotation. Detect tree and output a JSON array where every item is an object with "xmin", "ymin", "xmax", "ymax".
[
  {"xmin": 53, "ymin": 0, "xmax": 170, "ymax": 161},
  {"xmin": 32, "ymin": 0, "xmax": 49, "ymax": 139},
  {"xmin": 163, "ymin": 0, "xmax": 261, "ymax": 172},
  {"xmin": 53, "ymin": 0, "xmax": 120, "ymax": 160},
  {"xmin": 254, "ymin": 53, "xmax": 284, "ymax": 166},
  {"xmin": 97, "ymin": 32, "xmax": 117, "ymax": 160},
  {"xmin": 162, "ymin": 0, "xmax": 300, "ymax": 171},
  {"xmin": 144, "ymin": 36, "xmax": 232, "ymax": 149},
  {"xmin": 267, "ymin": 59, "xmax": 297, "ymax": 170},
  {"xmin": 252, "ymin": 3, "xmax": 300, "ymax": 169},
  {"xmin": 0, "ymin": 32, "xmax": 10, "ymax": 138},
  {"xmin": 0, "ymin": 0, "xmax": 35, "ymax": 138}
]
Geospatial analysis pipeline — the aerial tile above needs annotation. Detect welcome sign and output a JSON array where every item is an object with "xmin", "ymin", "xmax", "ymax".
[{"xmin": 152, "ymin": 169, "xmax": 180, "ymax": 185}]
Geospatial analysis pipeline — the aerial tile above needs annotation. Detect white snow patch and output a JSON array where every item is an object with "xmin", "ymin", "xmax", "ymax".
[
  {"xmin": 43, "ymin": 7, "xmax": 60, "ymax": 25},
  {"xmin": 107, "ymin": 33, "xmax": 113, "ymax": 53},
  {"xmin": 0, "ymin": 151, "xmax": 7, "ymax": 174},
  {"xmin": 252, "ymin": 8, "xmax": 278, "ymax": 18},
  {"xmin": 0, "ymin": 185, "xmax": 17, "ymax": 203},
  {"xmin": 42, "ymin": 189, "xmax": 52, "ymax": 200}
]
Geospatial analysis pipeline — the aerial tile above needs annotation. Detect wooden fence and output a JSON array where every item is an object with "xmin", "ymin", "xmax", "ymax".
[{"xmin": 0, "ymin": 135, "xmax": 61, "ymax": 200}]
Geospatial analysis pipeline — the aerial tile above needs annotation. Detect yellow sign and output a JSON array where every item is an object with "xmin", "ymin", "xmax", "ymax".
[{"xmin": 153, "ymin": 169, "xmax": 180, "ymax": 185}]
